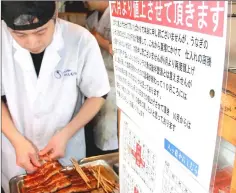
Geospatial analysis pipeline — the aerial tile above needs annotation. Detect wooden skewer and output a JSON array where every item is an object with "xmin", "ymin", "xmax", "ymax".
[
  {"xmin": 89, "ymin": 166, "xmax": 119, "ymax": 193},
  {"xmin": 90, "ymin": 169, "xmax": 100, "ymax": 190},
  {"xmin": 97, "ymin": 166, "xmax": 118, "ymax": 190},
  {"xmin": 97, "ymin": 169, "xmax": 100, "ymax": 188},
  {"xmin": 90, "ymin": 168, "xmax": 108, "ymax": 192},
  {"xmin": 100, "ymin": 180, "xmax": 108, "ymax": 193},
  {"xmin": 72, "ymin": 161, "xmax": 91, "ymax": 188},
  {"xmin": 70, "ymin": 158, "xmax": 92, "ymax": 188},
  {"xmin": 104, "ymin": 181, "xmax": 113, "ymax": 192},
  {"xmin": 98, "ymin": 166, "xmax": 101, "ymax": 188},
  {"xmin": 71, "ymin": 158, "xmax": 90, "ymax": 181},
  {"xmin": 71, "ymin": 159, "xmax": 89, "ymax": 181},
  {"xmin": 103, "ymin": 177, "xmax": 116, "ymax": 187}
]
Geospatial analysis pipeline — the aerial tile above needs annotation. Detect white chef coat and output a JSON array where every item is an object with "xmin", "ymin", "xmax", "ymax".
[
  {"xmin": 1, "ymin": 19, "xmax": 110, "ymax": 193},
  {"xmin": 86, "ymin": 8, "xmax": 118, "ymax": 151}
]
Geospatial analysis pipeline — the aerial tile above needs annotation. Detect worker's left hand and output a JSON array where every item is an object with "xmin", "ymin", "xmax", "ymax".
[{"xmin": 39, "ymin": 130, "xmax": 69, "ymax": 160}]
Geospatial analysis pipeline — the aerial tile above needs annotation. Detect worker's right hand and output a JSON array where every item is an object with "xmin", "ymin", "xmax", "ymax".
[
  {"xmin": 108, "ymin": 43, "xmax": 113, "ymax": 55},
  {"xmin": 14, "ymin": 136, "xmax": 41, "ymax": 173},
  {"xmin": 91, "ymin": 27, "xmax": 97, "ymax": 36}
]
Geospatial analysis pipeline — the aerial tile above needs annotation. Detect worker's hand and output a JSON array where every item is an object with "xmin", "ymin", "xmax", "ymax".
[
  {"xmin": 39, "ymin": 130, "xmax": 69, "ymax": 160},
  {"xmin": 108, "ymin": 43, "xmax": 113, "ymax": 55},
  {"xmin": 14, "ymin": 137, "xmax": 41, "ymax": 173},
  {"xmin": 91, "ymin": 28, "xmax": 97, "ymax": 36}
]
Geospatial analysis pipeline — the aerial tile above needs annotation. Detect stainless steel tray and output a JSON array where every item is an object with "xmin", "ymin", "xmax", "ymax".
[
  {"xmin": 9, "ymin": 160, "xmax": 119, "ymax": 193},
  {"xmin": 229, "ymin": 68, "xmax": 236, "ymax": 74},
  {"xmin": 79, "ymin": 152, "xmax": 119, "ymax": 167}
]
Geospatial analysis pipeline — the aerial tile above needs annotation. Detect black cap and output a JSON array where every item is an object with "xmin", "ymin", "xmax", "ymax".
[{"xmin": 2, "ymin": 1, "xmax": 56, "ymax": 31}]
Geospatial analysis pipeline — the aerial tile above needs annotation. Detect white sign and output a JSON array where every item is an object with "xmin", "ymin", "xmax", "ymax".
[
  {"xmin": 110, "ymin": 1, "xmax": 228, "ymax": 192},
  {"xmin": 120, "ymin": 112, "xmax": 208, "ymax": 193}
]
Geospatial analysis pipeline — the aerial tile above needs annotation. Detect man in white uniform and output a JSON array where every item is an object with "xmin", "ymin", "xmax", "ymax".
[{"xmin": 1, "ymin": 2, "xmax": 110, "ymax": 192}]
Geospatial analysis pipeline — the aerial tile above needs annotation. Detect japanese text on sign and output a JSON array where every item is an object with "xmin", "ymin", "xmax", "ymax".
[
  {"xmin": 113, "ymin": 18, "xmax": 202, "ymax": 132},
  {"xmin": 123, "ymin": 121, "xmax": 158, "ymax": 192},
  {"xmin": 162, "ymin": 161, "xmax": 192, "ymax": 193},
  {"xmin": 111, "ymin": 1, "xmax": 225, "ymax": 37},
  {"xmin": 164, "ymin": 139, "xmax": 199, "ymax": 177}
]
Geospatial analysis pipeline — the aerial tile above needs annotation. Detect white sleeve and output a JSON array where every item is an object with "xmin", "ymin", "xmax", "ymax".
[
  {"xmin": 78, "ymin": 35, "xmax": 110, "ymax": 98},
  {"xmin": 1, "ymin": 75, "xmax": 5, "ymax": 96},
  {"xmin": 1, "ymin": 86, "xmax": 5, "ymax": 96}
]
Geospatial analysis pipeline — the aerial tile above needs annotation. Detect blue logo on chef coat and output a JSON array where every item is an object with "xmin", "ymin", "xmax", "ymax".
[
  {"xmin": 54, "ymin": 69, "xmax": 77, "ymax": 79},
  {"xmin": 54, "ymin": 70, "xmax": 63, "ymax": 79}
]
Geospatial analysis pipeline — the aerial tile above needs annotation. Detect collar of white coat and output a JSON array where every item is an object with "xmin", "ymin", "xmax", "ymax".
[
  {"xmin": 12, "ymin": 19, "xmax": 64, "ymax": 72},
  {"xmin": 10, "ymin": 20, "xmax": 64, "ymax": 110}
]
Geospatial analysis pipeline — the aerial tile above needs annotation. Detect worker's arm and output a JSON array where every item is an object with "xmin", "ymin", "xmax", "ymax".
[
  {"xmin": 39, "ymin": 97, "xmax": 105, "ymax": 159},
  {"xmin": 117, "ymin": 108, "xmax": 121, "ymax": 145},
  {"xmin": 2, "ymin": 101, "xmax": 41, "ymax": 172},
  {"xmin": 64, "ymin": 97, "xmax": 105, "ymax": 137},
  {"xmin": 91, "ymin": 29, "xmax": 113, "ymax": 55}
]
